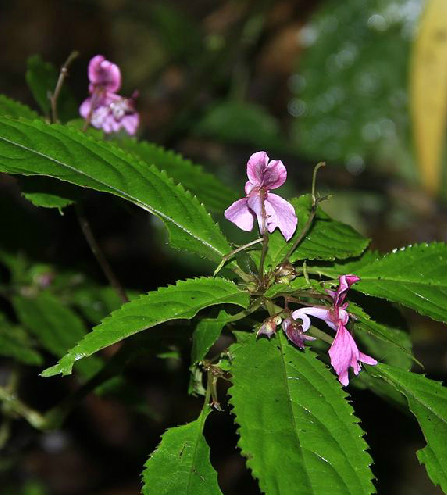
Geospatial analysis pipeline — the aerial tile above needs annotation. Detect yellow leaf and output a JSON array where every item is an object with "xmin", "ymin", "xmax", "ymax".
[{"xmin": 411, "ymin": 0, "xmax": 447, "ymax": 194}]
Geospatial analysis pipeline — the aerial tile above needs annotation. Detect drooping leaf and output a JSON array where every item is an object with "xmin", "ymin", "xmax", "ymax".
[
  {"xmin": 117, "ymin": 139, "xmax": 236, "ymax": 212},
  {"xmin": 229, "ymin": 331, "xmax": 375, "ymax": 495},
  {"xmin": 0, "ymin": 118, "xmax": 231, "ymax": 261},
  {"xmin": 368, "ymin": 364, "xmax": 447, "ymax": 492},
  {"xmin": 411, "ymin": 0, "xmax": 447, "ymax": 193},
  {"xmin": 26, "ymin": 54, "xmax": 78, "ymax": 121},
  {"xmin": 0, "ymin": 313, "xmax": 42, "ymax": 365},
  {"xmin": 0, "ymin": 95, "xmax": 40, "ymax": 120},
  {"xmin": 142, "ymin": 408, "xmax": 222, "ymax": 495},
  {"xmin": 19, "ymin": 176, "xmax": 80, "ymax": 209},
  {"xmin": 352, "ymin": 243, "xmax": 447, "ymax": 322},
  {"xmin": 264, "ymin": 195, "xmax": 370, "ymax": 268},
  {"xmin": 42, "ymin": 277, "xmax": 249, "ymax": 377},
  {"xmin": 12, "ymin": 292, "xmax": 101, "ymax": 377},
  {"xmin": 191, "ymin": 310, "xmax": 231, "ymax": 364}
]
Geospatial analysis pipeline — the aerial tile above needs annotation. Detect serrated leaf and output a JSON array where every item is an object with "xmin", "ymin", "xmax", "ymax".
[
  {"xmin": 0, "ymin": 95, "xmax": 40, "ymax": 120},
  {"xmin": 368, "ymin": 364, "xmax": 447, "ymax": 492},
  {"xmin": 118, "ymin": 139, "xmax": 235, "ymax": 212},
  {"xmin": 0, "ymin": 313, "xmax": 42, "ymax": 365},
  {"xmin": 264, "ymin": 277, "xmax": 326, "ymax": 299},
  {"xmin": 0, "ymin": 118, "xmax": 231, "ymax": 261},
  {"xmin": 26, "ymin": 55, "xmax": 78, "ymax": 121},
  {"xmin": 229, "ymin": 331, "xmax": 375, "ymax": 495},
  {"xmin": 264, "ymin": 195, "xmax": 369, "ymax": 268},
  {"xmin": 42, "ymin": 277, "xmax": 249, "ymax": 377},
  {"xmin": 191, "ymin": 310, "xmax": 231, "ymax": 364},
  {"xmin": 352, "ymin": 243, "xmax": 447, "ymax": 322},
  {"xmin": 142, "ymin": 408, "xmax": 222, "ymax": 495},
  {"xmin": 12, "ymin": 292, "xmax": 101, "ymax": 377}
]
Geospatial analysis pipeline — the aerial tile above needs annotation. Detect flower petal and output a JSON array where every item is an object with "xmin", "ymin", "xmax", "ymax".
[
  {"xmin": 121, "ymin": 113, "xmax": 139, "ymax": 136},
  {"xmin": 328, "ymin": 274, "xmax": 360, "ymax": 306},
  {"xmin": 328, "ymin": 324, "xmax": 377, "ymax": 386},
  {"xmin": 264, "ymin": 193, "xmax": 297, "ymax": 241},
  {"xmin": 263, "ymin": 159, "xmax": 287, "ymax": 189},
  {"xmin": 79, "ymin": 98, "xmax": 92, "ymax": 119},
  {"xmin": 292, "ymin": 307, "xmax": 331, "ymax": 331},
  {"xmin": 224, "ymin": 198, "xmax": 254, "ymax": 232},
  {"xmin": 88, "ymin": 55, "xmax": 121, "ymax": 93},
  {"xmin": 246, "ymin": 151, "xmax": 269, "ymax": 186}
]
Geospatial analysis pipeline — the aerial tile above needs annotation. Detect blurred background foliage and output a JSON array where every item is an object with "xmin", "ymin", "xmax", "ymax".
[{"xmin": 0, "ymin": 1, "xmax": 446, "ymax": 494}]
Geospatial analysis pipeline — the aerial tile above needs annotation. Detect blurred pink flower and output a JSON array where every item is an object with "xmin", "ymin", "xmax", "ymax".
[
  {"xmin": 225, "ymin": 152, "xmax": 297, "ymax": 241},
  {"xmin": 80, "ymin": 55, "xmax": 139, "ymax": 136},
  {"xmin": 291, "ymin": 274, "xmax": 377, "ymax": 385}
]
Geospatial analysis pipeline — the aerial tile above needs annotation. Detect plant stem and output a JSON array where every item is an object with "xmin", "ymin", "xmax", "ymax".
[
  {"xmin": 50, "ymin": 51, "xmax": 79, "ymax": 124},
  {"xmin": 0, "ymin": 387, "xmax": 46, "ymax": 430},
  {"xmin": 75, "ymin": 204, "xmax": 128, "ymax": 303},
  {"xmin": 214, "ymin": 238, "xmax": 263, "ymax": 276},
  {"xmin": 282, "ymin": 162, "xmax": 326, "ymax": 263}
]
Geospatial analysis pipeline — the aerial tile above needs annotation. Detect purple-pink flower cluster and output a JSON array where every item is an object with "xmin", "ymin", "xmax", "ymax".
[
  {"xmin": 80, "ymin": 55, "xmax": 139, "ymax": 135},
  {"xmin": 258, "ymin": 275, "xmax": 377, "ymax": 386}
]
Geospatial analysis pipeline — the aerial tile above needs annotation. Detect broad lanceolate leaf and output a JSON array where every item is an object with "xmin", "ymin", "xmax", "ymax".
[
  {"xmin": 118, "ymin": 139, "xmax": 236, "ymax": 212},
  {"xmin": 0, "ymin": 118, "xmax": 231, "ymax": 261},
  {"xmin": 368, "ymin": 364, "xmax": 447, "ymax": 492},
  {"xmin": 353, "ymin": 243, "xmax": 447, "ymax": 322},
  {"xmin": 264, "ymin": 195, "xmax": 369, "ymax": 268},
  {"xmin": 42, "ymin": 277, "xmax": 249, "ymax": 377},
  {"xmin": 142, "ymin": 408, "xmax": 222, "ymax": 495},
  {"xmin": 0, "ymin": 313, "xmax": 42, "ymax": 365},
  {"xmin": 0, "ymin": 95, "xmax": 40, "ymax": 120},
  {"xmin": 191, "ymin": 310, "xmax": 231, "ymax": 364},
  {"xmin": 229, "ymin": 332, "xmax": 375, "ymax": 495}
]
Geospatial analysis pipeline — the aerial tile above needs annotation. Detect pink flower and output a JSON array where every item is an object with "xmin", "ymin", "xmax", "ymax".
[
  {"xmin": 224, "ymin": 152, "xmax": 297, "ymax": 241},
  {"xmin": 290, "ymin": 274, "xmax": 377, "ymax": 385},
  {"xmin": 80, "ymin": 55, "xmax": 139, "ymax": 136}
]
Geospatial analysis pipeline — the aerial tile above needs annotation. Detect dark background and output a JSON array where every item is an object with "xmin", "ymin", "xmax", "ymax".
[{"xmin": 0, "ymin": 1, "xmax": 446, "ymax": 494}]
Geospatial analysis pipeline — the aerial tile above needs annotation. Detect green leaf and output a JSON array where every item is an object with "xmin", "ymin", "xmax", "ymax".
[
  {"xmin": 0, "ymin": 118, "xmax": 231, "ymax": 261},
  {"xmin": 368, "ymin": 364, "xmax": 447, "ymax": 492},
  {"xmin": 26, "ymin": 55, "xmax": 78, "ymax": 121},
  {"xmin": 12, "ymin": 292, "xmax": 100, "ymax": 377},
  {"xmin": 0, "ymin": 313, "xmax": 42, "ymax": 365},
  {"xmin": 19, "ymin": 176, "xmax": 80, "ymax": 209},
  {"xmin": 264, "ymin": 195, "xmax": 370, "ymax": 268},
  {"xmin": 191, "ymin": 310, "xmax": 231, "ymax": 364},
  {"xmin": 349, "ymin": 303, "xmax": 415, "ymax": 369},
  {"xmin": 42, "ymin": 277, "xmax": 249, "ymax": 377},
  {"xmin": 229, "ymin": 332, "xmax": 375, "ymax": 495},
  {"xmin": 194, "ymin": 101, "xmax": 285, "ymax": 150},
  {"xmin": 142, "ymin": 408, "xmax": 222, "ymax": 495},
  {"xmin": 0, "ymin": 95, "xmax": 40, "ymax": 120},
  {"xmin": 264, "ymin": 277, "xmax": 326, "ymax": 299},
  {"xmin": 353, "ymin": 243, "xmax": 447, "ymax": 322},
  {"xmin": 117, "ymin": 139, "xmax": 236, "ymax": 212}
]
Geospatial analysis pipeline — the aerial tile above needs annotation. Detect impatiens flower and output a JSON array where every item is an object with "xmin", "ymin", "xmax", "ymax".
[
  {"xmin": 224, "ymin": 152, "xmax": 297, "ymax": 241},
  {"xmin": 290, "ymin": 274, "xmax": 377, "ymax": 385},
  {"xmin": 80, "ymin": 55, "xmax": 139, "ymax": 136}
]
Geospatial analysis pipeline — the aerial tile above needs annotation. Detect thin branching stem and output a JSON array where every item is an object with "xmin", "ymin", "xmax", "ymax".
[
  {"xmin": 75, "ymin": 204, "xmax": 128, "ymax": 303},
  {"xmin": 49, "ymin": 51, "xmax": 79, "ymax": 124}
]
